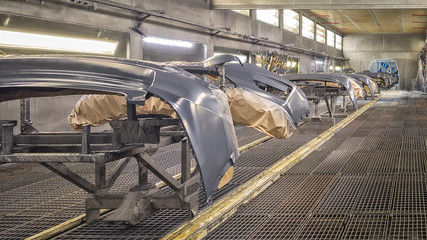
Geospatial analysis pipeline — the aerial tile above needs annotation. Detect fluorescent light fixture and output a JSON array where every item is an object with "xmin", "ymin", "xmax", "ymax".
[
  {"xmin": 0, "ymin": 29, "xmax": 118, "ymax": 55},
  {"xmin": 335, "ymin": 66, "xmax": 341, "ymax": 71},
  {"xmin": 316, "ymin": 60, "xmax": 324, "ymax": 65},
  {"xmin": 143, "ymin": 36, "xmax": 194, "ymax": 48}
]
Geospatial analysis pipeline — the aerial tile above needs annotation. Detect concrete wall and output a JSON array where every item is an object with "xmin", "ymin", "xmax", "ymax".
[
  {"xmin": 343, "ymin": 34, "xmax": 425, "ymax": 90},
  {"xmin": 0, "ymin": 0, "xmax": 343, "ymax": 131}
]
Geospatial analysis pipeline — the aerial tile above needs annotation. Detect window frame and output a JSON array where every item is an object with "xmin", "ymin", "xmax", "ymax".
[
  {"xmin": 301, "ymin": 16, "xmax": 315, "ymax": 40},
  {"xmin": 327, "ymin": 29, "xmax": 335, "ymax": 47},
  {"xmin": 283, "ymin": 9, "xmax": 300, "ymax": 34},
  {"xmin": 256, "ymin": 9, "xmax": 280, "ymax": 27},
  {"xmin": 336, "ymin": 35, "xmax": 342, "ymax": 50},
  {"xmin": 316, "ymin": 24, "xmax": 326, "ymax": 44},
  {"xmin": 231, "ymin": 10, "xmax": 250, "ymax": 16}
]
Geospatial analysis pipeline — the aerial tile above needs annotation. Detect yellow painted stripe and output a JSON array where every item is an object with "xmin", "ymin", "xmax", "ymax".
[
  {"xmin": 238, "ymin": 136, "xmax": 272, "ymax": 152},
  {"xmin": 25, "ymin": 133, "xmax": 273, "ymax": 240},
  {"xmin": 163, "ymin": 97, "xmax": 379, "ymax": 240},
  {"xmin": 25, "ymin": 209, "xmax": 109, "ymax": 240}
]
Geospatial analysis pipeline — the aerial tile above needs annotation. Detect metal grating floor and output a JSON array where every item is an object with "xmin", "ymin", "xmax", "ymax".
[
  {"xmin": 0, "ymin": 107, "xmax": 351, "ymax": 240},
  {"xmin": 5, "ymin": 91, "xmax": 427, "ymax": 239},
  {"xmin": 206, "ymin": 91, "xmax": 427, "ymax": 239}
]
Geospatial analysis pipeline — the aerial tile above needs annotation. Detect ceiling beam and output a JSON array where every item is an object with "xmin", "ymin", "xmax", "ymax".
[
  {"xmin": 211, "ymin": 1, "xmax": 427, "ymax": 10},
  {"xmin": 337, "ymin": 10, "xmax": 364, "ymax": 33},
  {"xmin": 397, "ymin": 10, "xmax": 404, "ymax": 32},
  {"xmin": 367, "ymin": 10, "xmax": 384, "ymax": 33}
]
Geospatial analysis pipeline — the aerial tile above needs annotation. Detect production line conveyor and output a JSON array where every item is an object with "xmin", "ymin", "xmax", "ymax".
[{"xmin": 3, "ymin": 91, "xmax": 427, "ymax": 239}]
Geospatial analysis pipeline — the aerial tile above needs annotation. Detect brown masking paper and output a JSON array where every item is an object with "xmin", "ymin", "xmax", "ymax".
[
  {"xmin": 225, "ymin": 88, "xmax": 293, "ymax": 139},
  {"xmin": 68, "ymin": 94, "xmax": 177, "ymax": 131}
]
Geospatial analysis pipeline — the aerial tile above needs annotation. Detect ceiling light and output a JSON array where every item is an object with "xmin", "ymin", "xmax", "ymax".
[
  {"xmin": 0, "ymin": 29, "xmax": 118, "ymax": 55},
  {"xmin": 143, "ymin": 36, "xmax": 194, "ymax": 48}
]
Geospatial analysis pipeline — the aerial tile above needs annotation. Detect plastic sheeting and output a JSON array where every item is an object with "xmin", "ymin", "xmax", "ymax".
[
  {"xmin": 225, "ymin": 88, "xmax": 293, "ymax": 139},
  {"xmin": 68, "ymin": 94, "xmax": 177, "ymax": 131}
]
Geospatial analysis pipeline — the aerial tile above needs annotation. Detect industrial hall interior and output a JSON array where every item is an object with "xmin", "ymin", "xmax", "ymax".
[{"xmin": 1, "ymin": 0, "xmax": 427, "ymax": 239}]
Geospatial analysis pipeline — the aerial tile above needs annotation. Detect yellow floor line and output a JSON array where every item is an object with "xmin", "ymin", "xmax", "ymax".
[
  {"xmin": 162, "ymin": 97, "xmax": 379, "ymax": 240},
  {"xmin": 238, "ymin": 136, "xmax": 272, "ymax": 152},
  {"xmin": 25, "ymin": 209, "xmax": 109, "ymax": 240},
  {"xmin": 25, "ymin": 134, "xmax": 272, "ymax": 240}
]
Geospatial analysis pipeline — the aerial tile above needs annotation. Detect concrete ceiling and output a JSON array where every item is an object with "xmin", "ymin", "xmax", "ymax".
[
  {"xmin": 301, "ymin": 9, "xmax": 427, "ymax": 34},
  {"xmin": 211, "ymin": 0, "xmax": 427, "ymax": 34}
]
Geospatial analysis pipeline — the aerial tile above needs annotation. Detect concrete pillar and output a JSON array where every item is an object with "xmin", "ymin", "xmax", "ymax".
[
  {"xmin": 278, "ymin": 10, "xmax": 284, "ymax": 44},
  {"xmin": 129, "ymin": 31, "xmax": 143, "ymax": 60},
  {"xmin": 250, "ymin": 9, "xmax": 257, "ymax": 38}
]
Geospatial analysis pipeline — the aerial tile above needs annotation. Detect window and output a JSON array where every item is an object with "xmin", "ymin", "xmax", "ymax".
[
  {"xmin": 327, "ymin": 30, "xmax": 335, "ymax": 47},
  {"xmin": 256, "ymin": 9, "xmax": 279, "ymax": 27},
  {"xmin": 286, "ymin": 59, "xmax": 299, "ymax": 74},
  {"xmin": 316, "ymin": 25, "xmax": 326, "ymax": 44},
  {"xmin": 283, "ymin": 10, "xmax": 299, "ymax": 34},
  {"xmin": 301, "ymin": 16, "xmax": 315, "ymax": 39},
  {"xmin": 336, "ymin": 35, "xmax": 342, "ymax": 50},
  {"xmin": 231, "ymin": 10, "xmax": 250, "ymax": 16},
  {"xmin": 315, "ymin": 60, "xmax": 325, "ymax": 72}
]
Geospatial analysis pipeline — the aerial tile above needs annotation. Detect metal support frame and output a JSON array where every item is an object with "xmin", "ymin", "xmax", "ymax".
[
  {"xmin": 298, "ymin": 81, "xmax": 349, "ymax": 123},
  {"xmin": 1, "ymin": 121, "xmax": 16, "ymax": 155},
  {"xmin": 210, "ymin": 30, "xmax": 221, "ymax": 36},
  {"xmin": 0, "ymin": 110, "xmax": 198, "ymax": 225},
  {"xmin": 340, "ymin": 95, "xmax": 347, "ymax": 112}
]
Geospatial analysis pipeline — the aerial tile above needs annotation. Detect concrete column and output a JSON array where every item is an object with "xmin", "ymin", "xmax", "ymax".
[
  {"xmin": 129, "ymin": 31, "xmax": 143, "ymax": 60},
  {"xmin": 278, "ymin": 9, "xmax": 284, "ymax": 44},
  {"xmin": 250, "ymin": 9, "xmax": 257, "ymax": 38}
]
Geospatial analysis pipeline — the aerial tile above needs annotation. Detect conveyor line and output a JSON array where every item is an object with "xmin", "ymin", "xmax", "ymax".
[
  {"xmin": 1, "ymin": 96, "xmax": 371, "ymax": 240},
  {"xmin": 52, "ymin": 100, "xmax": 373, "ymax": 239}
]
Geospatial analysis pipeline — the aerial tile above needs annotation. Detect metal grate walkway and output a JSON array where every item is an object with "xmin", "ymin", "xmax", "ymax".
[
  {"xmin": 206, "ymin": 91, "xmax": 427, "ymax": 240},
  {"xmin": 1, "ymin": 93, "xmax": 376, "ymax": 239}
]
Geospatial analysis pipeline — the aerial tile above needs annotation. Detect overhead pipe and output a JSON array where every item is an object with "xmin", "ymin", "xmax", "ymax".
[{"xmin": 74, "ymin": 0, "xmax": 348, "ymax": 61}]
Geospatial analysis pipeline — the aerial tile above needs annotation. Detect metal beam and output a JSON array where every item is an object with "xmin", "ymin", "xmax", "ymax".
[
  {"xmin": 40, "ymin": 162, "xmax": 99, "ymax": 194},
  {"xmin": 368, "ymin": 10, "xmax": 384, "ymax": 33},
  {"xmin": 106, "ymin": 157, "xmax": 131, "ymax": 189},
  {"xmin": 134, "ymin": 153, "xmax": 181, "ymax": 191},
  {"xmin": 210, "ymin": 1, "xmax": 427, "ymax": 9}
]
